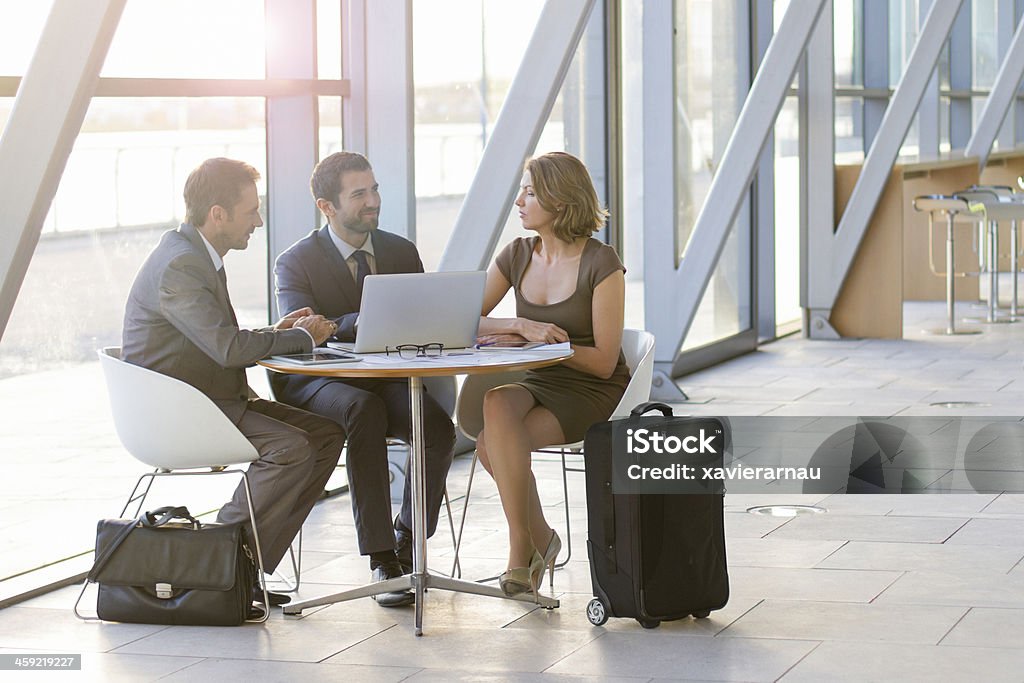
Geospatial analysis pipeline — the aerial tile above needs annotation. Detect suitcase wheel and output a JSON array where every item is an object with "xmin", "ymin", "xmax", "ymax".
[
  {"xmin": 638, "ymin": 618, "xmax": 661, "ymax": 629},
  {"xmin": 692, "ymin": 610, "xmax": 711, "ymax": 619},
  {"xmin": 586, "ymin": 598, "xmax": 609, "ymax": 626}
]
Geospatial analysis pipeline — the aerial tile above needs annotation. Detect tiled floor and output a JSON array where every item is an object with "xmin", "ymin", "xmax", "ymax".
[{"xmin": 2, "ymin": 300, "xmax": 1024, "ymax": 681}]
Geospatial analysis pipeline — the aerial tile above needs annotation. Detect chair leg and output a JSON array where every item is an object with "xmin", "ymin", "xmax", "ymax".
[
  {"xmin": 119, "ymin": 470, "xmax": 157, "ymax": 519},
  {"xmin": 239, "ymin": 470, "xmax": 271, "ymax": 623},
  {"xmin": 558, "ymin": 450, "xmax": 572, "ymax": 568},
  {"xmin": 443, "ymin": 487, "xmax": 460, "ymax": 578},
  {"xmin": 270, "ymin": 528, "xmax": 302, "ymax": 593},
  {"xmin": 451, "ymin": 451, "xmax": 479, "ymax": 578}
]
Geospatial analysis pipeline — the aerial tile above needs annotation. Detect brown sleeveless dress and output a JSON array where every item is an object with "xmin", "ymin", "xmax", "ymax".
[{"xmin": 495, "ymin": 236, "xmax": 630, "ymax": 442}]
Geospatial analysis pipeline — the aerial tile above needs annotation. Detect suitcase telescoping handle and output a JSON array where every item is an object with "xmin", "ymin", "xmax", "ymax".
[{"xmin": 630, "ymin": 401, "xmax": 673, "ymax": 417}]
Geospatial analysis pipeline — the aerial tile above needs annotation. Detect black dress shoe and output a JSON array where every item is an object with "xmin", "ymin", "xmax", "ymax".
[
  {"xmin": 252, "ymin": 585, "xmax": 291, "ymax": 607},
  {"xmin": 394, "ymin": 520, "xmax": 413, "ymax": 574},
  {"xmin": 371, "ymin": 560, "xmax": 414, "ymax": 607}
]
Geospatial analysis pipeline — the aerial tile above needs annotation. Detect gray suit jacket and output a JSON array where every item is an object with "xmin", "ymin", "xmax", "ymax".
[
  {"xmin": 122, "ymin": 223, "xmax": 313, "ymax": 421},
  {"xmin": 272, "ymin": 226, "xmax": 423, "ymax": 405}
]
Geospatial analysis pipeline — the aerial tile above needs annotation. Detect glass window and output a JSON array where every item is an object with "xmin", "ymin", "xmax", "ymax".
[
  {"xmin": 775, "ymin": 96, "xmax": 801, "ymax": 331},
  {"xmin": 621, "ymin": 0, "xmax": 645, "ymax": 330},
  {"xmin": 0, "ymin": 97, "xmax": 268, "ymax": 580},
  {"xmin": 675, "ymin": 0, "xmax": 752, "ymax": 351},
  {"xmin": 101, "ymin": 0, "xmax": 266, "ymax": 78},
  {"xmin": 317, "ymin": 0, "xmax": 342, "ymax": 80},
  {"xmin": 0, "ymin": 0, "xmax": 54, "ymax": 75},
  {"xmin": 973, "ymin": 0, "xmax": 998, "ymax": 90},
  {"xmin": 412, "ymin": 0, "xmax": 566, "ymax": 277},
  {"xmin": 834, "ymin": 0, "xmax": 861, "ymax": 87},
  {"xmin": 888, "ymin": 0, "xmax": 919, "ymax": 86},
  {"xmin": 319, "ymin": 95, "xmax": 344, "ymax": 160}
]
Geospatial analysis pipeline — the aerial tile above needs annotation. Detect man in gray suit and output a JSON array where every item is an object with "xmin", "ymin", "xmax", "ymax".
[
  {"xmin": 273, "ymin": 152, "xmax": 455, "ymax": 607},
  {"xmin": 122, "ymin": 158, "xmax": 345, "ymax": 610}
]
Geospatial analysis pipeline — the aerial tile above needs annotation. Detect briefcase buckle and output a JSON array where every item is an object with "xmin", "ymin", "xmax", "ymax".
[{"xmin": 155, "ymin": 582, "xmax": 173, "ymax": 599}]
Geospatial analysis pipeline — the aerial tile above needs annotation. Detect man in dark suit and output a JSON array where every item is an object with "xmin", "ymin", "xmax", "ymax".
[
  {"xmin": 122, "ymin": 157, "xmax": 345, "ymax": 612},
  {"xmin": 273, "ymin": 152, "xmax": 456, "ymax": 607}
]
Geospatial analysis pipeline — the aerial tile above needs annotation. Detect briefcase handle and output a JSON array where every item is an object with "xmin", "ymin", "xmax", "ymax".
[
  {"xmin": 629, "ymin": 401, "xmax": 673, "ymax": 417},
  {"xmin": 141, "ymin": 505, "xmax": 201, "ymax": 530},
  {"xmin": 86, "ymin": 506, "xmax": 200, "ymax": 583}
]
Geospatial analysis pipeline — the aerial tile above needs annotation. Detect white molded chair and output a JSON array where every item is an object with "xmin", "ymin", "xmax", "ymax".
[
  {"xmin": 451, "ymin": 328, "xmax": 656, "ymax": 581},
  {"xmin": 78, "ymin": 347, "xmax": 272, "ymax": 621}
]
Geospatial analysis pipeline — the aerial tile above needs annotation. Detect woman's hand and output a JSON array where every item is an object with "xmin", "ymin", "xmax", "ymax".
[
  {"xmin": 515, "ymin": 318, "xmax": 569, "ymax": 344},
  {"xmin": 476, "ymin": 333, "xmax": 527, "ymax": 346}
]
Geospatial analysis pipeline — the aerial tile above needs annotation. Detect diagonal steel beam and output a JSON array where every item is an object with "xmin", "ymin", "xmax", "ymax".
[
  {"xmin": 0, "ymin": 0, "xmax": 127, "ymax": 341},
  {"xmin": 826, "ymin": 0, "xmax": 964, "ymax": 308},
  {"xmin": 438, "ymin": 0, "xmax": 595, "ymax": 272},
  {"xmin": 965, "ymin": 13, "xmax": 1024, "ymax": 168},
  {"xmin": 658, "ymin": 0, "xmax": 828, "ymax": 362}
]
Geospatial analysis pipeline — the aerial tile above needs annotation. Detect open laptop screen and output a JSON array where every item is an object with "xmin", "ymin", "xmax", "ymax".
[{"xmin": 330, "ymin": 271, "xmax": 486, "ymax": 353}]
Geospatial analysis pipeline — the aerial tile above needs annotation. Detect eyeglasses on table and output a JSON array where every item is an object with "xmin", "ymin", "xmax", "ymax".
[{"xmin": 386, "ymin": 343, "xmax": 445, "ymax": 359}]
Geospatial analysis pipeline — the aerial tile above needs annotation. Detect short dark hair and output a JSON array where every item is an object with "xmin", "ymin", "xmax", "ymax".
[
  {"xmin": 526, "ymin": 152, "xmax": 607, "ymax": 242},
  {"xmin": 183, "ymin": 158, "xmax": 260, "ymax": 227},
  {"xmin": 310, "ymin": 152, "xmax": 373, "ymax": 203}
]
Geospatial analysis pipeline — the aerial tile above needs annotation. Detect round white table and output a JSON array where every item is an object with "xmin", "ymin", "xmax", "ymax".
[{"xmin": 260, "ymin": 347, "xmax": 573, "ymax": 635}]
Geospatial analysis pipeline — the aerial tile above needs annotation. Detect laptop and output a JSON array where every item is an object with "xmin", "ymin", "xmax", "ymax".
[{"xmin": 328, "ymin": 271, "xmax": 486, "ymax": 354}]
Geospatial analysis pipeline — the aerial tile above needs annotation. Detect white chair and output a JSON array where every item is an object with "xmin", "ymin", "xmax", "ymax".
[
  {"xmin": 78, "ymin": 347, "xmax": 272, "ymax": 621},
  {"xmin": 451, "ymin": 329, "xmax": 656, "ymax": 582}
]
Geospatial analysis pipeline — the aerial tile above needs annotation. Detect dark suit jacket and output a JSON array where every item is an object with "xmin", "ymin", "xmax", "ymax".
[
  {"xmin": 272, "ymin": 226, "xmax": 424, "ymax": 405},
  {"xmin": 122, "ymin": 223, "xmax": 314, "ymax": 421}
]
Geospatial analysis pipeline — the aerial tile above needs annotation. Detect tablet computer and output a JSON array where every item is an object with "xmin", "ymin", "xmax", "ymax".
[
  {"xmin": 474, "ymin": 341, "xmax": 547, "ymax": 351},
  {"xmin": 270, "ymin": 350, "xmax": 359, "ymax": 365}
]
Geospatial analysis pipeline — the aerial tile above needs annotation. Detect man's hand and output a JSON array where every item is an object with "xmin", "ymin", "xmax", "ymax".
[
  {"xmin": 274, "ymin": 307, "xmax": 314, "ymax": 330},
  {"xmin": 293, "ymin": 315, "xmax": 338, "ymax": 345}
]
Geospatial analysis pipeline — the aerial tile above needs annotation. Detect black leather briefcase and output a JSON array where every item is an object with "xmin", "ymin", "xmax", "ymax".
[{"xmin": 85, "ymin": 506, "xmax": 257, "ymax": 626}]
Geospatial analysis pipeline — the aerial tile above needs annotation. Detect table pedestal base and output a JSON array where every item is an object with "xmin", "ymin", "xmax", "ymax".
[{"xmin": 282, "ymin": 572, "xmax": 560, "ymax": 635}]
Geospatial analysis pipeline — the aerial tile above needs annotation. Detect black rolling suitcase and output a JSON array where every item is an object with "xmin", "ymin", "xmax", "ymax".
[{"xmin": 583, "ymin": 402, "xmax": 729, "ymax": 629}]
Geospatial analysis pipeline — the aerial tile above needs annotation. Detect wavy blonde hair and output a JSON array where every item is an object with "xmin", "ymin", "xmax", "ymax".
[{"xmin": 525, "ymin": 152, "xmax": 608, "ymax": 243}]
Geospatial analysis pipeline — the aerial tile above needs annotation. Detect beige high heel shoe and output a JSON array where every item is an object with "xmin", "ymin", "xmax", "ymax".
[
  {"xmin": 499, "ymin": 550, "xmax": 545, "ymax": 598},
  {"xmin": 541, "ymin": 529, "xmax": 561, "ymax": 589}
]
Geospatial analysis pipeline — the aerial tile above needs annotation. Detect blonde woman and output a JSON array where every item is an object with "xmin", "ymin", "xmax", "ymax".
[{"xmin": 475, "ymin": 152, "xmax": 629, "ymax": 596}]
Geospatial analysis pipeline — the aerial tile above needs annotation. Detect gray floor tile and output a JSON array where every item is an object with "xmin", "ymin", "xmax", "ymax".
[
  {"xmin": 0, "ymin": 648, "xmax": 200, "ymax": 682},
  {"xmin": 721, "ymin": 512, "xmax": 791, "ymax": 539},
  {"xmin": 779, "ymin": 641, "xmax": 1024, "ymax": 682},
  {"xmin": 726, "ymin": 537, "xmax": 846, "ymax": 568},
  {"xmin": 720, "ymin": 599, "xmax": 966, "ymax": 644},
  {"xmin": 545, "ymin": 632, "xmax": 817, "ymax": 681},
  {"xmin": 506, "ymin": 592, "xmax": 760, "ymax": 635},
  {"xmin": 0, "ymin": 607, "xmax": 167, "ymax": 653},
  {"xmin": 404, "ymin": 671, "xmax": 647, "ymax": 683},
  {"xmin": 111, "ymin": 614, "xmax": 389, "ymax": 662},
  {"xmin": 982, "ymin": 493, "xmax": 1024, "ymax": 516},
  {"xmin": 874, "ymin": 570, "xmax": 1024, "ymax": 608},
  {"xmin": 325, "ymin": 625, "xmax": 600, "ymax": 674},
  {"xmin": 945, "ymin": 518, "xmax": 1024, "ymax": 546},
  {"xmin": 816, "ymin": 540, "xmax": 1024, "ymax": 572},
  {"xmin": 159, "ymin": 658, "xmax": 421, "ymax": 683},
  {"xmin": 766, "ymin": 514, "xmax": 968, "ymax": 543},
  {"xmin": 940, "ymin": 607, "xmax": 1024, "ymax": 648},
  {"xmin": 727, "ymin": 566, "xmax": 900, "ymax": 602}
]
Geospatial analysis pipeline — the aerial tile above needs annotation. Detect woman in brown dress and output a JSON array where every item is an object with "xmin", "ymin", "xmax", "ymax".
[{"xmin": 475, "ymin": 152, "xmax": 629, "ymax": 597}]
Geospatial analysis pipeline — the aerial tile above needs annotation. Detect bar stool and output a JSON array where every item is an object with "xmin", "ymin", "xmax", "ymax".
[
  {"xmin": 969, "ymin": 185, "xmax": 1023, "ymax": 319},
  {"xmin": 913, "ymin": 195, "xmax": 983, "ymax": 335},
  {"xmin": 956, "ymin": 188, "xmax": 1021, "ymax": 324}
]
